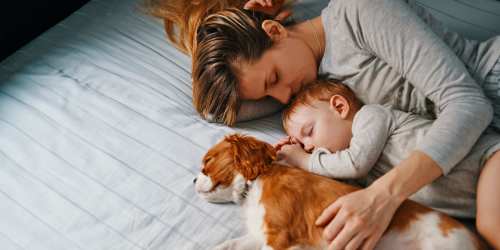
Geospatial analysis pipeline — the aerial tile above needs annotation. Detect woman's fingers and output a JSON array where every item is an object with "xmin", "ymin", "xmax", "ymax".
[
  {"xmin": 323, "ymin": 220, "xmax": 344, "ymax": 245},
  {"xmin": 316, "ymin": 200, "xmax": 341, "ymax": 226},
  {"xmin": 243, "ymin": 0, "xmax": 289, "ymax": 17},
  {"xmin": 244, "ymin": 0, "xmax": 270, "ymax": 9},
  {"xmin": 316, "ymin": 184, "xmax": 403, "ymax": 250},
  {"xmin": 328, "ymin": 222, "xmax": 361, "ymax": 250},
  {"xmin": 275, "ymin": 9, "xmax": 293, "ymax": 21},
  {"xmin": 360, "ymin": 230, "xmax": 383, "ymax": 250},
  {"xmin": 344, "ymin": 233, "xmax": 366, "ymax": 250},
  {"xmin": 243, "ymin": 1, "xmax": 258, "ymax": 10},
  {"xmin": 320, "ymin": 204, "xmax": 345, "ymax": 243}
]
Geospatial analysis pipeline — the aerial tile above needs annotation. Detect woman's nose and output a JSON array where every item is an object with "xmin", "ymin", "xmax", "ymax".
[{"xmin": 269, "ymin": 86, "xmax": 292, "ymax": 104}]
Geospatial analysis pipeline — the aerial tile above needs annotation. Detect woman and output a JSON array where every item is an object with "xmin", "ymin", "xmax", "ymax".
[
  {"xmin": 143, "ymin": 0, "xmax": 291, "ymax": 55},
  {"xmin": 154, "ymin": 0, "xmax": 500, "ymax": 248},
  {"xmin": 144, "ymin": 0, "xmax": 293, "ymax": 120},
  {"xmin": 190, "ymin": 0, "xmax": 500, "ymax": 249}
]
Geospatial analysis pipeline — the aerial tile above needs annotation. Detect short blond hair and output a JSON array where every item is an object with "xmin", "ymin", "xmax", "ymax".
[{"xmin": 282, "ymin": 78, "xmax": 363, "ymax": 132}]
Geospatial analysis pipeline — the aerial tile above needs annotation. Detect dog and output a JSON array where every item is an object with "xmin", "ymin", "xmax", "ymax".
[{"xmin": 194, "ymin": 134, "xmax": 484, "ymax": 250}]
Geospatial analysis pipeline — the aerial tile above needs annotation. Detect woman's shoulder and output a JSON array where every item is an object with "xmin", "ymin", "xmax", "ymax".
[
  {"xmin": 326, "ymin": 0, "xmax": 391, "ymax": 10},
  {"xmin": 324, "ymin": 0, "xmax": 411, "ymax": 19}
]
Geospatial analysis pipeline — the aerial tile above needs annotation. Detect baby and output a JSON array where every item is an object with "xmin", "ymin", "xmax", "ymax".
[{"xmin": 278, "ymin": 78, "xmax": 500, "ymax": 225}]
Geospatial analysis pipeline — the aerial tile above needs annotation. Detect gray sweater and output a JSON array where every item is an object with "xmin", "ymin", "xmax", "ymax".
[
  {"xmin": 238, "ymin": 0, "xmax": 499, "ymax": 175},
  {"xmin": 308, "ymin": 105, "xmax": 500, "ymax": 217},
  {"xmin": 316, "ymin": 0, "xmax": 499, "ymax": 175}
]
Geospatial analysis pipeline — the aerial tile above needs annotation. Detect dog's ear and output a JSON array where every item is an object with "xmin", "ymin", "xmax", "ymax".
[{"xmin": 225, "ymin": 134, "xmax": 276, "ymax": 180}]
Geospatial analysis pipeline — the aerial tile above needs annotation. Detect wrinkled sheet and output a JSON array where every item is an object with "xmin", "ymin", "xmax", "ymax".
[{"xmin": 0, "ymin": 0, "xmax": 497, "ymax": 249}]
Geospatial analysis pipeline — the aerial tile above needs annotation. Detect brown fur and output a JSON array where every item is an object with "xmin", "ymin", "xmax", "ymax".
[
  {"xmin": 260, "ymin": 165, "xmax": 357, "ymax": 248},
  {"xmin": 203, "ymin": 134, "xmax": 480, "ymax": 249}
]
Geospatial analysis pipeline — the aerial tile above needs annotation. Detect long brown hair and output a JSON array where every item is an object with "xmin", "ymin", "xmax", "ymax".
[
  {"xmin": 143, "ymin": 0, "xmax": 245, "ymax": 55},
  {"xmin": 193, "ymin": 8, "xmax": 277, "ymax": 125}
]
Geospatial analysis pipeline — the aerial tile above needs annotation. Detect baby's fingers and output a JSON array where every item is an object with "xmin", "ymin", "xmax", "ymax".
[{"xmin": 274, "ymin": 137, "xmax": 291, "ymax": 150}]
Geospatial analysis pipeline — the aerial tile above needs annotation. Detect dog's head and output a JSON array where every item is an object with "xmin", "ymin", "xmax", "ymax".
[{"xmin": 194, "ymin": 134, "xmax": 276, "ymax": 204}]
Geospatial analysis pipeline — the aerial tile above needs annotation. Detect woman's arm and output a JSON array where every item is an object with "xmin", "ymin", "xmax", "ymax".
[
  {"xmin": 351, "ymin": 0, "xmax": 493, "ymax": 174},
  {"xmin": 317, "ymin": 0, "xmax": 493, "ymax": 249}
]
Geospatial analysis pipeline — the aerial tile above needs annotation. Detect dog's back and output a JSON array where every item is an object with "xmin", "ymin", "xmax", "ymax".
[{"xmin": 256, "ymin": 164, "xmax": 484, "ymax": 250}]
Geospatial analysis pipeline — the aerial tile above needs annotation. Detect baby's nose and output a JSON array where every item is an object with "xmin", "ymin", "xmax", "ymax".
[{"xmin": 193, "ymin": 178, "xmax": 197, "ymax": 184}]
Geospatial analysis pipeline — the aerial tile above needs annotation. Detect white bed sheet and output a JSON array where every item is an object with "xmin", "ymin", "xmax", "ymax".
[{"xmin": 0, "ymin": 0, "xmax": 498, "ymax": 249}]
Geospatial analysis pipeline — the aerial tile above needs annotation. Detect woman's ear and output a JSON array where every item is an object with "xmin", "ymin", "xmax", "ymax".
[
  {"xmin": 261, "ymin": 20, "xmax": 287, "ymax": 41},
  {"xmin": 329, "ymin": 95, "xmax": 351, "ymax": 119}
]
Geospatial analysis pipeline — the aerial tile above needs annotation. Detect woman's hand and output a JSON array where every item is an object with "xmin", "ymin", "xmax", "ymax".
[
  {"xmin": 243, "ymin": 0, "xmax": 293, "ymax": 21},
  {"xmin": 276, "ymin": 143, "xmax": 310, "ymax": 169},
  {"xmin": 315, "ymin": 151, "xmax": 442, "ymax": 250},
  {"xmin": 316, "ymin": 185, "xmax": 404, "ymax": 250}
]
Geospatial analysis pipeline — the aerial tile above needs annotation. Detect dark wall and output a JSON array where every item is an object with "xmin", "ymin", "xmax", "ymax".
[{"xmin": 0, "ymin": 0, "xmax": 90, "ymax": 62}]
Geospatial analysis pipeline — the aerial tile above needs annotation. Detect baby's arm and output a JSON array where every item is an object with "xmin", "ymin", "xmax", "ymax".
[{"xmin": 308, "ymin": 105, "xmax": 394, "ymax": 179}]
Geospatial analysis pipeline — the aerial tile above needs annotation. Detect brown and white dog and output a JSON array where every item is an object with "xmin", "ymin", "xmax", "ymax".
[{"xmin": 194, "ymin": 134, "xmax": 484, "ymax": 250}]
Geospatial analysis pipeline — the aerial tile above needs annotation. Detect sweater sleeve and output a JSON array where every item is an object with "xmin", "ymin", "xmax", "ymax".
[
  {"xmin": 334, "ymin": 0, "xmax": 493, "ymax": 175},
  {"xmin": 308, "ymin": 105, "xmax": 393, "ymax": 179}
]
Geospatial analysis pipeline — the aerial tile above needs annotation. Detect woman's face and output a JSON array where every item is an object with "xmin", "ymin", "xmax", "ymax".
[{"xmin": 236, "ymin": 35, "xmax": 319, "ymax": 104}]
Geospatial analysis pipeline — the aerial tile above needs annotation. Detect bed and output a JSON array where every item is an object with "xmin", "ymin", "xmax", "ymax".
[{"xmin": 0, "ymin": 0, "xmax": 498, "ymax": 249}]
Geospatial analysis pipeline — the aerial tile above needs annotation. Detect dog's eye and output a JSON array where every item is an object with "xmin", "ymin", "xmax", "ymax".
[{"xmin": 203, "ymin": 157, "xmax": 213, "ymax": 165}]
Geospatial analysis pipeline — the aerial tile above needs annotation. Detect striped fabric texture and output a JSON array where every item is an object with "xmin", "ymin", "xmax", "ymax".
[{"xmin": 0, "ymin": 0, "xmax": 498, "ymax": 249}]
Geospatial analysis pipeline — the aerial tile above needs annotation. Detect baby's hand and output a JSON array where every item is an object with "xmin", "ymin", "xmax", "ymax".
[
  {"xmin": 274, "ymin": 136, "xmax": 293, "ymax": 151},
  {"xmin": 277, "ymin": 143, "xmax": 310, "ymax": 169}
]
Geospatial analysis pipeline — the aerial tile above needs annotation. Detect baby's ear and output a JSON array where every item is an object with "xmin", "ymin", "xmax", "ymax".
[
  {"xmin": 329, "ymin": 94, "xmax": 350, "ymax": 119},
  {"xmin": 225, "ymin": 134, "xmax": 276, "ymax": 180}
]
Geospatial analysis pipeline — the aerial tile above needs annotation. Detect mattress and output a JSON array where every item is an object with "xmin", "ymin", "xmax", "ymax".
[{"xmin": 0, "ymin": 0, "xmax": 498, "ymax": 249}]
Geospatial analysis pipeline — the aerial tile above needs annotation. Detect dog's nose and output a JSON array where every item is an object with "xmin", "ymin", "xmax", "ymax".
[{"xmin": 193, "ymin": 178, "xmax": 197, "ymax": 184}]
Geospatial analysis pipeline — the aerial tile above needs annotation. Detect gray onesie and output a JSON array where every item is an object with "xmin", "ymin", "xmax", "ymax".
[{"xmin": 308, "ymin": 105, "xmax": 500, "ymax": 218}]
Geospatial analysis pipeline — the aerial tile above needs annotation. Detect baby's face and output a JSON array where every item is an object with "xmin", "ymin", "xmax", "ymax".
[{"xmin": 285, "ymin": 101, "xmax": 353, "ymax": 153}]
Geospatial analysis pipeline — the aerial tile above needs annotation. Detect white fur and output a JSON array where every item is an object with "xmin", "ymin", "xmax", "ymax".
[
  {"xmin": 212, "ymin": 179, "xmax": 269, "ymax": 249},
  {"xmin": 242, "ymin": 180, "xmax": 267, "ymax": 246},
  {"xmin": 197, "ymin": 173, "xmax": 479, "ymax": 250},
  {"xmin": 195, "ymin": 173, "xmax": 233, "ymax": 203},
  {"xmin": 376, "ymin": 212, "xmax": 477, "ymax": 250}
]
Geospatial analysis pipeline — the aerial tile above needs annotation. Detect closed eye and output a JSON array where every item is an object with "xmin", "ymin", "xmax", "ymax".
[
  {"xmin": 302, "ymin": 124, "xmax": 313, "ymax": 138},
  {"xmin": 265, "ymin": 70, "xmax": 279, "ymax": 91},
  {"xmin": 308, "ymin": 126, "xmax": 314, "ymax": 136},
  {"xmin": 202, "ymin": 158, "xmax": 208, "ymax": 165}
]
